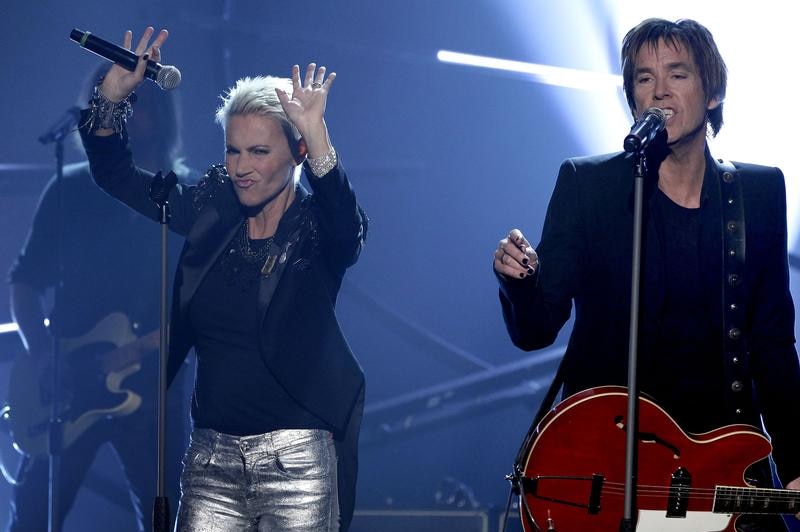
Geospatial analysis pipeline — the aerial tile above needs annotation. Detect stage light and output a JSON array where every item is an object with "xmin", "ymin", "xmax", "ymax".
[
  {"xmin": 0, "ymin": 322, "xmax": 19, "ymax": 335},
  {"xmin": 439, "ymin": 1, "xmax": 800, "ymax": 247},
  {"xmin": 436, "ymin": 50, "xmax": 622, "ymax": 91}
]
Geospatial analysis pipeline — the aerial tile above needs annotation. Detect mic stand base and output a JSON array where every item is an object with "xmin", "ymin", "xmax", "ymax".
[{"xmin": 152, "ymin": 496, "xmax": 170, "ymax": 532}]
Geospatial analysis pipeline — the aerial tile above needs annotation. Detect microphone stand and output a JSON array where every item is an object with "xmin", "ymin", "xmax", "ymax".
[
  {"xmin": 39, "ymin": 107, "xmax": 80, "ymax": 532},
  {"xmin": 618, "ymin": 149, "xmax": 648, "ymax": 532},
  {"xmin": 47, "ymin": 137, "xmax": 65, "ymax": 532},
  {"xmin": 148, "ymin": 170, "xmax": 178, "ymax": 532}
]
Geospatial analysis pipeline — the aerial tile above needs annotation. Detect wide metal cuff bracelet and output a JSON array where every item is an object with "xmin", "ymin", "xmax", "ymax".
[{"xmin": 86, "ymin": 83, "xmax": 135, "ymax": 134}]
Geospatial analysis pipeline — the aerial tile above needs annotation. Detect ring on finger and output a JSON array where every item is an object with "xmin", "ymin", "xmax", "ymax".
[{"xmin": 311, "ymin": 81, "xmax": 323, "ymax": 89}]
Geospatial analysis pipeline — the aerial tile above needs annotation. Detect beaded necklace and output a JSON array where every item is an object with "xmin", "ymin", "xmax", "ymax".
[{"xmin": 213, "ymin": 219, "xmax": 274, "ymax": 290}]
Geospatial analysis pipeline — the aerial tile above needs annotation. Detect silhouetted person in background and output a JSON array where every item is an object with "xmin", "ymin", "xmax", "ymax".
[{"xmin": 6, "ymin": 62, "xmax": 192, "ymax": 531}]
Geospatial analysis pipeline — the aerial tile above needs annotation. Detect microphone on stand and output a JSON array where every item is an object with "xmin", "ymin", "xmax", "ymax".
[
  {"xmin": 149, "ymin": 171, "xmax": 178, "ymax": 207},
  {"xmin": 38, "ymin": 106, "xmax": 82, "ymax": 145},
  {"xmin": 623, "ymin": 107, "xmax": 666, "ymax": 153},
  {"xmin": 69, "ymin": 29, "xmax": 181, "ymax": 90}
]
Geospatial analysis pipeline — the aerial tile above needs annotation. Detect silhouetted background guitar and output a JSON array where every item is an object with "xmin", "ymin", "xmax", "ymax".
[{"xmin": 5, "ymin": 312, "xmax": 158, "ymax": 458}]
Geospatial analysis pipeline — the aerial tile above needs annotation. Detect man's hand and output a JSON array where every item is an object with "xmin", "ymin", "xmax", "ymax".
[{"xmin": 494, "ymin": 228, "xmax": 538, "ymax": 280}]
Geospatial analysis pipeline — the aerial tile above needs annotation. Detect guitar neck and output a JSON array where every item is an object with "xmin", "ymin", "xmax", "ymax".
[{"xmin": 714, "ymin": 485, "xmax": 800, "ymax": 515}]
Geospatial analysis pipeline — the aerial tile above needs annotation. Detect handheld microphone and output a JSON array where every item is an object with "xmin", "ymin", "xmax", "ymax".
[
  {"xmin": 623, "ymin": 107, "xmax": 666, "ymax": 153},
  {"xmin": 69, "ymin": 29, "xmax": 181, "ymax": 90}
]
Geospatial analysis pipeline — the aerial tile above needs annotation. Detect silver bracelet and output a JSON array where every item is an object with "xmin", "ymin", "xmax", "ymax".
[
  {"xmin": 86, "ymin": 81, "xmax": 135, "ymax": 134},
  {"xmin": 307, "ymin": 148, "xmax": 337, "ymax": 177}
]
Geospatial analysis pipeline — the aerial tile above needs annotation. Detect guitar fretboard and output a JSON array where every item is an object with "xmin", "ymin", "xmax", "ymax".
[{"xmin": 713, "ymin": 485, "xmax": 800, "ymax": 515}]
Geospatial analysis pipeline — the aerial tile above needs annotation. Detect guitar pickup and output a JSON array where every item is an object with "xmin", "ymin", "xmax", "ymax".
[{"xmin": 666, "ymin": 466, "xmax": 691, "ymax": 517}]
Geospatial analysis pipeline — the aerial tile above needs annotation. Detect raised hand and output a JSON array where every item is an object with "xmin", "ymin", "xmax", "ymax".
[
  {"xmin": 275, "ymin": 63, "xmax": 335, "ymax": 158},
  {"xmin": 100, "ymin": 27, "xmax": 169, "ymax": 102}
]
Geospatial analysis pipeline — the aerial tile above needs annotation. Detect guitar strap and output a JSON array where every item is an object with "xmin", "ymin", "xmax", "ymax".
[{"xmin": 715, "ymin": 158, "xmax": 753, "ymax": 423}]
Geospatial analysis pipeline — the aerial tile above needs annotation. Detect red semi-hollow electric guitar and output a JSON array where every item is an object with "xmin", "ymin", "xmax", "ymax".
[{"xmin": 517, "ymin": 386, "xmax": 799, "ymax": 531}]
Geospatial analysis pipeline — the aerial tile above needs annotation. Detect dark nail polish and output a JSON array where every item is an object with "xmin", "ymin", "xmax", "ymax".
[
  {"xmin": 527, "ymin": 267, "xmax": 535, "ymax": 275},
  {"xmin": 142, "ymin": 53, "xmax": 149, "ymax": 61},
  {"xmin": 519, "ymin": 272, "xmax": 525, "ymax": 278},
  {"xmin": 522, "ymin": 257, "xmax": 529, "ymax": 265}
]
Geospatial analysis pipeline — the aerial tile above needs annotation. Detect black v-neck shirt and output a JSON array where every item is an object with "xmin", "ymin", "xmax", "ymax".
[{"xmin": 189, "ymin": 233, "xmax": 327, "ymax": 436}]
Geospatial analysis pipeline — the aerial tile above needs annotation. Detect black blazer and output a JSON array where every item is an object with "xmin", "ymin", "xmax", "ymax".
[
  {"xmin": 82, "ymin": 125, "xmax": 366, "ymax": 530},
  {"xmin": 499, "ymin": 148, "xmax": 800, "ymax": 485}
]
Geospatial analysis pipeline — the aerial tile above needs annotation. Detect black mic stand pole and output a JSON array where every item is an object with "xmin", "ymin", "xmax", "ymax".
[
  {"xmin": 619, "ymin": 149, "xmax": 648, "ymax": 532},
  {"xmin": 47, "ymin": 136, "xmax": 66, "ymax": 532},
  {"xmin": 39, "ymin": 108, "xmax": 80, "ymax": 532},
  {"xmin": 149, "ymin": 170, "xmax": 177, "ymax": 532}
]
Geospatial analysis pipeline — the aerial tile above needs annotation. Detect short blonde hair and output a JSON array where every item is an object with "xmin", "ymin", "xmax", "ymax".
[{"xmin": 215, "ymin": 76, "xmax": 301, "ymax": 146}]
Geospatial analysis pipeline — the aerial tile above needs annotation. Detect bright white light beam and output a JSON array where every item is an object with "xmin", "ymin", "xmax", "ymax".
[
  {"xmin": 0, "ymin": 322, "xmax": 19, "ymax": 335},
  {"xmin": 437, "ymin": 50, "xmax": 622, "ymax": 91}
]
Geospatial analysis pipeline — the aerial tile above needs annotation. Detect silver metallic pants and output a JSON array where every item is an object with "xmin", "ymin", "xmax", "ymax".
[{"xmin": 176, "ymin": 428, "xmax": 339, "ymax": 531}]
